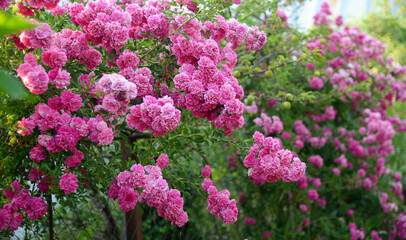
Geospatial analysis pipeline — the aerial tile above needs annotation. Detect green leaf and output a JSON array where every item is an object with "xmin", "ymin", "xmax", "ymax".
[
  {"xmin": 0, "ymin": 69, "xmax": 27, "ymax": 99},
  {"xmin": 0, "ymin": 12, "xmax": 35, "ymax": 36}
]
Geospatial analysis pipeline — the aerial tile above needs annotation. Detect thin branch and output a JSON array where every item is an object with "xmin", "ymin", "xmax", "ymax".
[
  {"xmin": 213, "ymin": 215, "xmax": 223, "ymax": 240},
  {"xmin": 89, "ymin": 184, "xmax": 121, "ymax": 240},
  {"xmin": 47, "ymin": 194, "xmax": 54, "ymax": 240}
]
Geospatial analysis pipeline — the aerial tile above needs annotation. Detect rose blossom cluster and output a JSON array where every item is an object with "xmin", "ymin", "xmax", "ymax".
[
  {"xmin": 310, "ymin": 177, "xmax": 322, "ymax": 189},
  {"xmin": 46, "ymin": 61, "xmax": 74, "ymax": 91},
  {"xmin": 0, "ymin": 182, "xmax": 47, "ymax": 232},
  {"xmin": 275, "ymin": 9, "xmax": 289, "ymax": 27},
  {"xmin": 173, "ymin": 57, "xmax": 245, "ymax": 136},
  {"xmin": 243, "ymin": 131, "xmax": 306, "ymax": 183},
  {"xmin": 156, "ymin": 153, "xmax": 169, "ymax": 169},
  {"xmin": 349, "ymin": 222, "xmax": 365, "ymax": 240},
  {"xmin": 120, "ymin": 67, "xmax": 154, "ymax": 98},
  {"xmin": 307, "ymin": 189, "xmax": 319, "ymax": 200},
  {"xmin": 201, "ymin": 165, "xmax": 238, "ymax": 225},
  {"xmin": 309, "ymin": 77, "xmax": 324, "ymax": 90},
  {"xmin": 95, "ymin": 73, "xmax": 138, "ymax": 115},
  {"xmin": 291, "ymin": 120, "xmax": 330, "ymax": 150},
  {"xmin": 380, "ymin": 193, "xmax": 399, "ymax": 214},
  {"xmin": 291, "ymin": 120, "xmax": 311, "ymax": 150},
  {"xmin": 395, "ymin": 211, "xmax": 406, "ymax": 239},
  {"xmin": 168, "ymin": 14, "xmax": 266, "ymax": 135},
  {"xmin": 116, "ymin": 50, "xmax": 140, "ymax": 71},
  {"xmin": 300, "ymin": 204, "xmax": 308, "ymax": 212},
  {"xmin": 20, "ymin": 90, "xmax": 79, "ymax": 133},
  {"xmin": 313, "ymin": 2, "xmax": 332, "ymax": 26},
  {"xmin": 29, "ymin": 172, "xmax": 54, "ymax": 193},
  {"xmin": 309, "ymin": 106, "xmax": 337, "ymax": 123},
  {"xmin": 335, "ymin": 128, "xmax": 365, "ymax": 158},
  {"xmin": 109, "ymin": 160, "xmax": 188, "ymax": 227},
  {"xmin": 310, "ymin": 129, "xmax": 330, "ymax": 149},
  {"xmin": 127, "ymin": 0, "xmax": 176, "ymax": 40},
  {"xmin": 126, "ymin": 95, "xmax": 181, "ymax": 137},
  {"xmin": 308, "ymin": 155, "xmax": 323, "ymax": 169},
  {"xmin": 17, "ymin": 24, "xmax": 103, "ymax": 91},
  {"xmin": 67, "ymin": 0, "xmax": 131, "ymax": 51},
  {"xmin": 67, "ymin": 0, "xmax": 174, "ymax": 52},
  {"xmin": 17, "ymin": 54, "xmax": 49, "ymax": 95},
  {"xmin": 17, "ymin": 91, "xmax": 114, "ymax": 168},
  {"xmin": 28, "ymin": 168, "xmax": 44, "ymax": 182},
  {"xmin": 128, "ymin": 6, "xmax": 170, "ymax": 40},
  {"xmin": 244, "ymin": 218, "xmax": 256, "ymax": 225},
  {"xmin": 20, "ymin": 20, "xmax": 53, "ymax": 50},
  {"xmin": 253, "ymin": 113, "xmax": 283, "ymax": 136},
  {"xmin": 371, "ymin": 230, "xmax": 382, "ymax": 240},
  {"xmin": 59, "ymin": 173, "xmax": 79, "ymax": 194},
  {"xmin": 296, "ymin": 179, "xmax": 326, "ymax": 208},
  {"xmin": 87, "ymin": 115, "xmax": 115, "ymax": 145},
  {"xmin": 23, "ymin": 99, "xmax": 81, "ymax": 152},
  {"xmin": 2, "ymin": 0, "xmax": 61, "ymax": 11},
  {"xmin": 361, "ymin": 109, "xmax": 395, "ymax": 157},
  {"xmin": 53, "ymin": 29, "xmax": 102, "ymax": 70},
  {"xmin": 297, "ymin": 176, "xmax": 323, "ymax": 190},
  {"xmin": 390, "ymin": 182, "xmax": 403, "ymax": 200},
  {"xmin": 333, "ymin": 154, "xmax": 348, "ymax": 169}
]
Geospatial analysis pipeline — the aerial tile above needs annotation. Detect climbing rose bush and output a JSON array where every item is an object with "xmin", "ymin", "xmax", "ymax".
[{"xmin": 0, "ymin": 0, "xmax": 275, "ymax": 236}]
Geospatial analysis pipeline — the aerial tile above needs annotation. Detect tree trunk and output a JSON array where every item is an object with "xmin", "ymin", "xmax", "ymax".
[
  {"xmin": 125, "ymin": 206, "xmax": 143, "ymax": 240},
  {"xmin": 121, "ymin": 139, "xmax": 143, "ymax": 240},
  {"xmin": 47, "ymin": 194, "xmax": 54, "ymax": 240}
]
